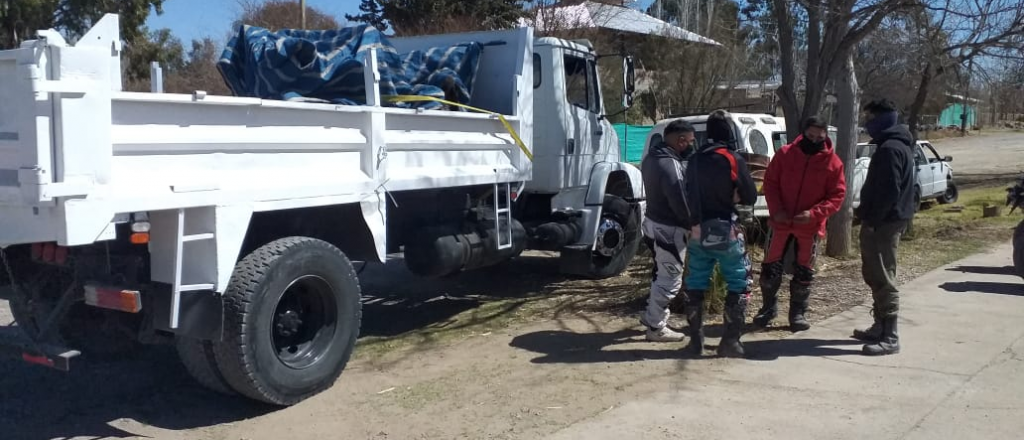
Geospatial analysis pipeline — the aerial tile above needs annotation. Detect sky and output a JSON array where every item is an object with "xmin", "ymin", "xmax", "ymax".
[{"xmin": 145, "ymin": 0, "xmax": 657, "ymax": 45}]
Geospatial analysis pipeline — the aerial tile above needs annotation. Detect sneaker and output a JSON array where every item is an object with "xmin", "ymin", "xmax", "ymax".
[{"xmin": 645, "ymin": 326, "xmax": 686, "ymax": 342}]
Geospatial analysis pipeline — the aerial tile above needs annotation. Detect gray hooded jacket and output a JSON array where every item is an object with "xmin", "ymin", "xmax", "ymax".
[{"xmin": 641, "ymin": 142, "xmax": 693, "ymax": 229}]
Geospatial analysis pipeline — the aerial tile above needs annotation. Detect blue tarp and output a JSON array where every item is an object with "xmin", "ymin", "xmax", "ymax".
[{"xmin": 217, "ymin": 24, "xmax": 483, "ymax": 110}]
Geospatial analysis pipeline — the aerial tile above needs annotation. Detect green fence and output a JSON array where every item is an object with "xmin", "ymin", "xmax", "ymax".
[{"xmin": 612, "ymin": 123, "xmax": 653, "ymax": 163}]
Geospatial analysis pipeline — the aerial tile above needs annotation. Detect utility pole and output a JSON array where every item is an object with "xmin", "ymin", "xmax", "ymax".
[{"xmin": 300, "ymin": 0, "xmax": 307, "ymax": 29}]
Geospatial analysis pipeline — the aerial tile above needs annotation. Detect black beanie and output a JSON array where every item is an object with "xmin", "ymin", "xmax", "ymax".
[{"xmin": 706, "ymin": 110, "xmax": 733, "ymax": 143}]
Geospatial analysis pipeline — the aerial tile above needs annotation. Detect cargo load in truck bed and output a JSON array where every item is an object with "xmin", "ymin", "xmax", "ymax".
[{"xmin": 217, "ymin": 24, "xmax": 484, "ymax": 109}]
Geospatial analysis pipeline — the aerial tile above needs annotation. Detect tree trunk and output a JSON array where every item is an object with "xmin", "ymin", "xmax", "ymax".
[
  {"xmin": 907, "ymin": 62, "xmax": 934, "ymax": 138},
  {"xmin": 825, "ymin": 53, "xmax": 859, "ymax": 257},
  {"xmin": 772, "ymin": 0, "xmax": 801, "ymax": 139}
]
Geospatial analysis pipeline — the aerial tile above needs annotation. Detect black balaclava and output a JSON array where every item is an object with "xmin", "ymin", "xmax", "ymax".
[{"xmin": 799, "ymin": 136, "xmax": 826, "ymax": 155}]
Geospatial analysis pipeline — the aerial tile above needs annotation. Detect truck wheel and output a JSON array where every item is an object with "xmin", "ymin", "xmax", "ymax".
[
  {"xmin": 938, "ymin": 181, "xmax": 959, "ymax": 204},
  {"xmin": 176, "ymin": 336, "xmax": 236, "ymax": 396},
  {"xmin": 213, "ymin": 237, "xmax": 362, "ymax": 406},
  {"xmin": 588, "ymin": 195, "xmax": 641, "ymax": 279},
  {"xmin": 1014, "ymin": 220, "xmax": 1024, "ymax": 281}
]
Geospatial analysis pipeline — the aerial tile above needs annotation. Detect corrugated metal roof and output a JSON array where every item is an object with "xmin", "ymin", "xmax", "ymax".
[{"xmin": 520, "ymin": 1, "xmax": 721, "ymax": 46}]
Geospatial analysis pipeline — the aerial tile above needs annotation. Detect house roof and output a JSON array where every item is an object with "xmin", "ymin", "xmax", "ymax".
[{"xmin": 520, "ymin": 1, "xmax": 721, "ymax": 46}]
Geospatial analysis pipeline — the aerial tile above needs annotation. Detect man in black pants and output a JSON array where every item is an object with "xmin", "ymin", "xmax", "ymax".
[{"xmin": 852, "ymin": 99, "xmax": 917, "ymax": 356}]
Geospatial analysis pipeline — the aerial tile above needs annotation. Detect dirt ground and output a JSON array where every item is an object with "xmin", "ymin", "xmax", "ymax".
[
  {"xmin": 0, "ymin": 132, "xmax": 1021, "ymax": 440},
  {"xmin": 927, "ymin": 130, "xmax": 1024, "ymax": 185}
]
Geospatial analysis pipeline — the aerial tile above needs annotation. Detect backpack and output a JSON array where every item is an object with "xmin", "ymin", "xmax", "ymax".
[{"xmin": 690, "ymin": 147, "xmax": 739, "ymax": 251}]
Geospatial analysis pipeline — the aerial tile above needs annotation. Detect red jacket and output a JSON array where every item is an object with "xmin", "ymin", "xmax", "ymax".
[{"xmin": 763, "ymin": 135, "xmax": 847, "ymax": 237}]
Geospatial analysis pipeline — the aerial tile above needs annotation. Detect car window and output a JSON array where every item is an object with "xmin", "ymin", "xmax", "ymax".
[
  {"xmin": 913, "ymin": 144, "xmax": 928, "ymax": 166},
  {"xmin": 924, "ymin": 143, "xmax": 943, "ymax": 163},
  {"xmin": 748, "ymin": 130, "xmax": 770, "ymax": 155},
  {"xmin": 771, "ymin": 131, "xmax": 787, "ymax": 152},
  {"xmin": 857, "ymin": 144, "xmax": 876, "ymax": 158},
  {"xmin": 647, "ymin": 133, "xmax": 662, "ymax": 154}
]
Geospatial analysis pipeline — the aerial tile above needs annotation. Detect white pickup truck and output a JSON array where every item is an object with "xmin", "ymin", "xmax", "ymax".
[{"xmin": 0, "ymin": 15, "xmax": 645, "ymax": 405}]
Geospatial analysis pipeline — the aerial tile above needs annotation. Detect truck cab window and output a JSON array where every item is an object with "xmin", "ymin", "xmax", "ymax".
[
  {"xmin": 564, "ymin": 55, "xmax": 596, "ymax": 113},
  {"xmin": 533, "ymin": 54, "xmax": 541, "ymax": 89}
]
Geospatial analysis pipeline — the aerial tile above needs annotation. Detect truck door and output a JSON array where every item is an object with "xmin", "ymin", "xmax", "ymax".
[{"xmin": 562, "ymin": 53, "xmax": 602, "ymax": 188}]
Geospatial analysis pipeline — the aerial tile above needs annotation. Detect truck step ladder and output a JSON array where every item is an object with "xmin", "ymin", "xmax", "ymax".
[
  {"xmin": 493, "ymin": 182, "xmax": 513, "ymax": 251},
  {"xmin": 170, "ymin": 208, "xmax": 216, "ymax": 329}
]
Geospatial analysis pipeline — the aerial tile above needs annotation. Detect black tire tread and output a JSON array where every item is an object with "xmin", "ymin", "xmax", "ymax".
[
  {"xmin": 589, "ymin": 195, "xmax": 641, "ymax": 279},
  {"xmin": 176, "ymin": 336, "xmax": 236, "ymax": 396},
  {"xmin": 213, "ymin": 237, "xmax": 362, "ymax": 406}
]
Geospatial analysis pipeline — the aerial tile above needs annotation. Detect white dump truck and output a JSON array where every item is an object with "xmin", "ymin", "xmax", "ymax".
[{"xmin": 0, "ymin": 15, "xmax": 645, "ymax": 405}]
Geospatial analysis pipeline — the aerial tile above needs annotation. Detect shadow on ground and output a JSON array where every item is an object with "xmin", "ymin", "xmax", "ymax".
[
  {"xmin": 939, "ymin": 281, "xmax": 1024, "ymax": 296},
  {"xmin": 945, "ymin": 265, "xmax": 1019, "ymax": 276},
  {"xmin": 0, "ymin": 253, "xmax": 654, "ymax": 439},
  {"xmin": 0, "ymin": 336, "xmax": 273, "ymax": 440},
  {"xmin": 508, "ymin": 329, "xmax": 689, "ymax": 364},
  {"xmin": 742, "ymin": 338, "xmax": 865, "ymax": 361},
  {"xmin": 358, "ymin": 253, "xmax": 651, "ymax": 338}
]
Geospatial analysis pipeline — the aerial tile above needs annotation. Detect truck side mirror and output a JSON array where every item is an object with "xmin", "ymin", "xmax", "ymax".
[
  {"xmin": 944, "ymin": 155, "xmax": 953, "ymax": 162},
  {"xmin": 622, "ymin": 55, "xmax": 636, "ymax": 109}
]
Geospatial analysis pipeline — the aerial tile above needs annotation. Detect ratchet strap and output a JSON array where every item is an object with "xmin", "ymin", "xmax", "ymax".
[{"xmin": 385, "ymin": 95, "xmax": 533, "ymax": 162}]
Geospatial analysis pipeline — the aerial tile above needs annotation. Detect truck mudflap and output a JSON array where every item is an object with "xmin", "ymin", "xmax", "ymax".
[
  {"xmin": 0, "ymin": 282, "xmax": 82, "ymax": 372},
  {"xmin": 0, "ymin": 329, "xmax": 80, "ymax": 371}
]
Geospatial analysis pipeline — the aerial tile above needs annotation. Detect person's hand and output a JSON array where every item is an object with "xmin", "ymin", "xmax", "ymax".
[
  {"xmin": 772, "ymin": 211, "xmax": 791, "ymax": 223},
  {"xmin": 793, "ymin": 210, "xmax": 812, "ymax": 224}
]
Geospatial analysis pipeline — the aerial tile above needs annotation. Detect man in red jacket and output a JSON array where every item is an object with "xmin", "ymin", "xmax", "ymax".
[{"xmin": 753, "ymin": 116, "xmax": 847, "ymax": 331}]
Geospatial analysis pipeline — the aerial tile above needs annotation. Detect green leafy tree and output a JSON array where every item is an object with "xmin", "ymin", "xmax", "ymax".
[
  {"xmin": 0, "ymin": 0, "xmax": 166, "ymax": 49},
  {"xmin": 347, "ymin": 0, "xmax": 533, "ymax": 35}
]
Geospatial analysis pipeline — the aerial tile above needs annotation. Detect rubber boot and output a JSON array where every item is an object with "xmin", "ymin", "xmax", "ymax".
[
  {"xmin": 852, "ymin": 310, "xmax": 883, "ymax": 342},
  {"xmin": 683, "ymin": 290, "xmax": 705, "ymax": 356},
  {"xmin": 862, "ymin": 315, "xmax": 900, "ymax": 356},
  {"xmin": 788, "ymin": 280, "xmax": 811, "ymax": 332},
  {"xmin": 753, "ymin": 280, "xmax": 774, "ymax": 327},
  {"xmin": 717, "ymin": 292, "xmax": 748, "ymax": 358},
  {"xmin": 753, "ymin": 263, "xmax": 782, "ymax": 327}
]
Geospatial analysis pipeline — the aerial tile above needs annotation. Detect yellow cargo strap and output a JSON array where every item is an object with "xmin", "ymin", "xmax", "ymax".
[{"xmin": 385, "ymin": 95, "xmax": 533, "ymax": 162}]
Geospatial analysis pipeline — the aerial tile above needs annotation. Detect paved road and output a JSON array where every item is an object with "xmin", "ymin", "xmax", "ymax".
[
  {"xmin": 929, "ymin": 131, "xmax": 1024, "ymax": 178},
  {"xmin": 545, "ymin": 244, "xmax": 1024, "ymax": 440}
]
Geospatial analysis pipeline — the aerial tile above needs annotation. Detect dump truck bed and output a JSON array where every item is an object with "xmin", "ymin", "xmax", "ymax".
[{"xmin": 0, "ymin": 15, "xmax": 534, "ymax": 249}]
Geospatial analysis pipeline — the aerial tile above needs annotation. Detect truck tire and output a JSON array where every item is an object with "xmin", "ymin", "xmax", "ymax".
[
  {"xmin": 937, "ymin": 180, "xmax": 959, "ymax": 204},
  {"xmin": 176, "ymin": 336, "xmax": 236, "ymax": 396},
  {"xmin": 213, "ymin": 237, "xmax": 362, "ymax": 406},
  {"xmin": 588, "ymin": 195, "xmax": 641, "ymax": 279},
  {"xmin": 1014, "ymin": 220, "xmax": 1024, "ymax": 281}
]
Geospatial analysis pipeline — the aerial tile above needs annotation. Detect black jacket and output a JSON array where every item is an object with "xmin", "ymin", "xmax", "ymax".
[
  {"xmin": 641, "ymin": 142, "xmax": 692, "ymax": 228},
  {"xmin": 686, "ymin": 142, "xmax": 758, "ymax": 225},
  {"xmin": 856, "ymin": 125, "xmax": 917, "ymax": 226}
]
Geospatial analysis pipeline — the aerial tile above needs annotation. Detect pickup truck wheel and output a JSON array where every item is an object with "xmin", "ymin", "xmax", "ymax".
[
  {"xmin": 588, "ymin": 195, "xmax": 641, "ymax": 279},
  {"xmin": 213, "ymin": 237, "xmax": 362, "ymax": 406},
  {"xmin": 176, "ymin": 336, "xmax": 236, "ymax": 396},
  {"xmin": 938, "ymin": 181, "xmax": 959, "ymax": 204},
  {"xmin": 1014, "ymin": 220, "xmax": 1024, "ymax": 281}
]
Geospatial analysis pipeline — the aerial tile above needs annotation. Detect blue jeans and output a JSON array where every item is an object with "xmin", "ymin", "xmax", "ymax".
[{"xmin": 686, "ymin": 228, "xmax": 753, "ymax": 294}]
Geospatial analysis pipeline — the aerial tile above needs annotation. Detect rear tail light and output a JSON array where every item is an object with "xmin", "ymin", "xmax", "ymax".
[{"xmin": 84, "ymin": 285, "xmax": 143, "ymax": 313}]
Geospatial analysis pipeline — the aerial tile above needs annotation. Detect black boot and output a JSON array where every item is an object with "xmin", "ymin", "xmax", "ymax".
[
  {"xmin": 717, "ymin": 292, "xmax": 748, "ymax": 358},
  {"xmin": 788, "ymin": 280, "xmax": 811, "ymax": 332},
  {"xmin": 852, "ymin": 310, "xmax": 883, "ymax": 342},
  {"xmin": 753, "ymin": 263, "xmax": 782, "ymax": 327},
  {"xmin": 683, "ymin": 290, "xmax": 706, "ymax": 356},
  {"xmin": 862, "ymin": 315, "xmax": 900, "ymax": 355}
]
